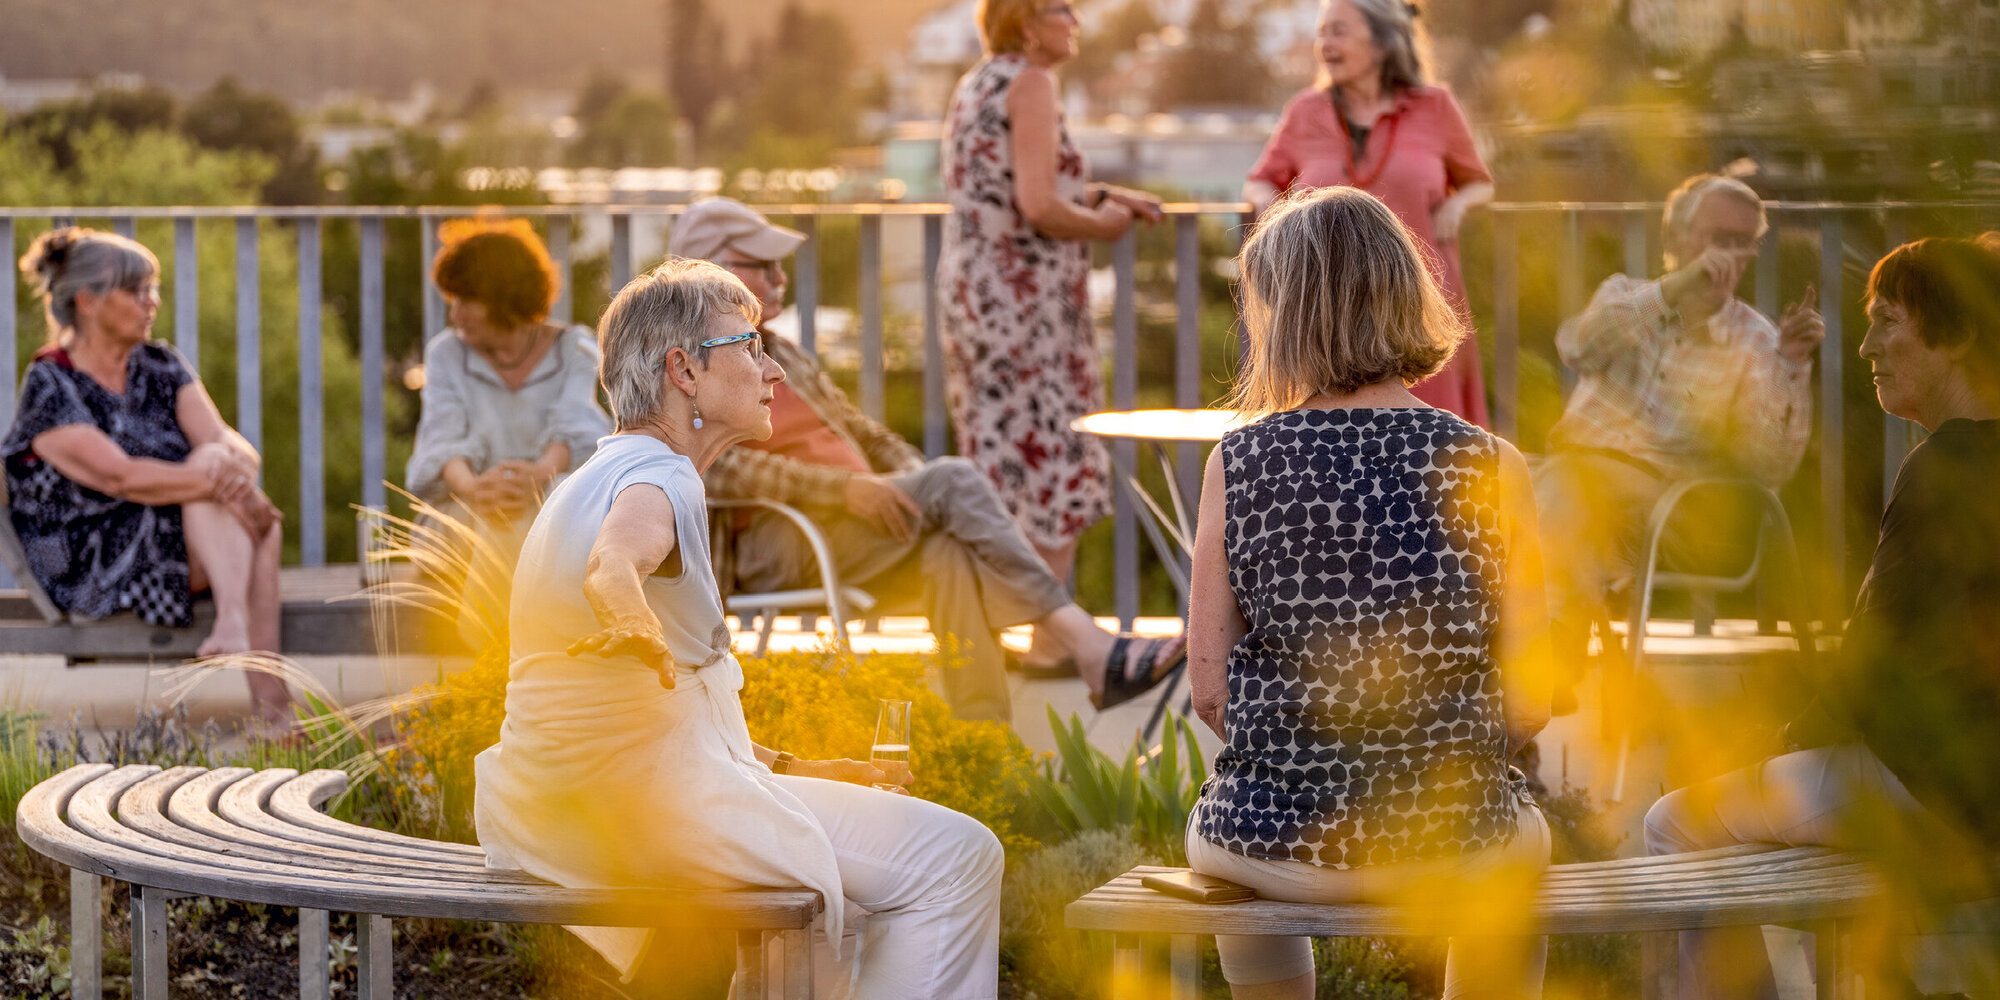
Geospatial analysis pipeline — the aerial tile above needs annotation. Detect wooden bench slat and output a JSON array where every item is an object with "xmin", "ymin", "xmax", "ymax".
[
  {"xmin": 119, "ymin": 767, "xmax": 543, "ymax": 885},
  {"xmin": 267, "ymin": 769, "xmax": 490, "ymax": 859},
  {"xmin": 21, "ymin": 764, "xmax": 822, "ymax": 928},
  {"xmin": 172, "ymin": 768, "xmax": 478, "ymax": 866}
]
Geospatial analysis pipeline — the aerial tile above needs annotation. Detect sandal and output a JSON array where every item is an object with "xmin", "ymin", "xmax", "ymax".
[
  {"xmin": 1090, "ymin": 635, "xmax": 1185, "ymax": 711},
  {"xmin": 1004, "ymin": 649, "xmax": 1080, "ymax": 680}
]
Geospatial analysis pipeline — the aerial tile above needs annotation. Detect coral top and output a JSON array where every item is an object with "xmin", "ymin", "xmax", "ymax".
[{"xmin": 1248, "ymin": 85, "xmax": 1494, "ymax": 428}]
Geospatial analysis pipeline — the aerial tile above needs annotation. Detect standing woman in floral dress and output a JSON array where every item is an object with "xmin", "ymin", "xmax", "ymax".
[{"xmin": 938, "ymin": 0, "xmax": 1162, "ymax": 583}]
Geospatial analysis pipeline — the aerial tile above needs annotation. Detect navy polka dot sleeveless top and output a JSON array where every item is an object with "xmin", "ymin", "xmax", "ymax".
[{"xmin": 1190, "ymin": 407, "xmax": 1528, "ymax": 869}]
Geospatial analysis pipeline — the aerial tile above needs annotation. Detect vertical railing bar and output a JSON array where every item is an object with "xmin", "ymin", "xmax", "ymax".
[
  {"xmin": 1756, "ymin": 208, "xmax": 1781, "ymax": 320},
  {"xmin": 794, "ymin": 216, "xmax": 819, "ymax": 354},
  {"xmin": 1818, "ymin": 212, "xmax": 1846, "ymax": 619},
  {"xmin": 174, "ymin": 217, "xmax": 200, "ymax": 374},
  {"xmin": 1113, "ymin": 229, "xmax": 1139, "ymax": 630},
  {"xmin": 1174, "ymin": 214, "xmax": 1203, "ymax": 540},
  {"xmin": 112, "ymin": 216, "xmax": 136, "ymax": 240},
  {"xmin": 297, "ymin": 218, "xmax": 325, "ymax": 566},
  {"xmin": 549, "ymin": 214, "xmax": 574, "ymax": 325},
  {"xmin": 1881, "ymin": 210, "xmax": 1909, "ymax": 506},
  {"xmin": 922, "ymin": 215, "xmax": 946, "ymax": 458},
  {"xmin": 610, "ymin": 211, "xmax": 633, "ymax": 292},
  {"xmin": 1559, "ymin": 210, "xmax": 1583, "ymax": 398},
  {"xmin": 859, "ymin": 213, "xmax": 885, "ymax": 421},
  {"xmin": 421, "ymin": 216, "xmax": 442, "ymax": 344},
  {"xmin": 360, "ymin": 218, "xmax": 387, "ymax": 514},
  {"xmin": 0, "ymin": 218, "xmax": 15, "ymax": 423},
  {"xmin": 235, "ymin": 217, "xmax": 262, "ymax": 456},
  {"xmin": 1623, "ymin": 208, "xmax": 1648, "ymax": 280},
  {"xmin": 1492, "ymin": 213, "xmax": 1520, "ymax": 440}
]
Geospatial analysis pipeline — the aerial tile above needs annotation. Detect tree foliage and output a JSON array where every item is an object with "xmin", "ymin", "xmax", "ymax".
[{"xmin": 1155, "ymin": 0, "xmax": 1275, "ymax": 109}]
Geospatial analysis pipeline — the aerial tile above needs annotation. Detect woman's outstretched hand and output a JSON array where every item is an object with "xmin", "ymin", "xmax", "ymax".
[{"xmin": 567, "ymin": 623, "xmax": 674, "ymax": 686}]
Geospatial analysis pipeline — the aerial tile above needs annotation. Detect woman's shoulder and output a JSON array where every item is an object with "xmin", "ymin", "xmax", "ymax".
[
  {"xmin": 560, "ymin": 323, "xmax": 601, "ymax": 358},
  {"xmin": 1276, "ymin": 85, "xmax": 1327, "ymax": 116},
  {"xmin": 1399, "ymin": 84, "xmax": 1467, "ymax": 117},
  {"xmin": 423, "ymin": 329, "xmax": 469, "ymax": 363}
]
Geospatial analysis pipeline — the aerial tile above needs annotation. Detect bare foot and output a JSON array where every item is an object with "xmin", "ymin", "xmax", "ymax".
[{"xmin": 196, "ymin": 622, "xmax": 253, "ymax": 658}]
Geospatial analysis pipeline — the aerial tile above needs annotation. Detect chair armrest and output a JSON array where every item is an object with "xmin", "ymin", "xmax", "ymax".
[{"xmin": 707, "ymin": 498, "xmax": 860, "ymax": 627}]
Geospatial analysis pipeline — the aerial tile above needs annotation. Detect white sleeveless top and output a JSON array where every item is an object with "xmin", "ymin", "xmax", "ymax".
[{"xmin": 473, "ymin": 434, "xmax": 844, "ymax": 978}]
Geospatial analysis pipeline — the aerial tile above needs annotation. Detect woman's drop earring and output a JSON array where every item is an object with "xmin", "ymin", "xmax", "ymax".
[{"xmin": 691, "ymin": 399, "xmax": 704, "ymax": 431}]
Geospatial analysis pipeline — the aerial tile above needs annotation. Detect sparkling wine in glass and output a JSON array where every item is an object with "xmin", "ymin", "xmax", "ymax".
[{"xmin": 871, "ymin": 699, "xmax": 912, "ymax": 788}]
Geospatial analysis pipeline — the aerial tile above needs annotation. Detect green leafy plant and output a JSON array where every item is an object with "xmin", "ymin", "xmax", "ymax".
[{"xmin": 1028, "ymin": 707, "xmax": 1208, "ymax": 864}]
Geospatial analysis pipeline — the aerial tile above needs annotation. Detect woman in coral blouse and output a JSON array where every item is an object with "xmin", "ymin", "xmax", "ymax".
[{"xmin": 1246, "ymin": 0, "xmax": 1496, "ymax": 428}]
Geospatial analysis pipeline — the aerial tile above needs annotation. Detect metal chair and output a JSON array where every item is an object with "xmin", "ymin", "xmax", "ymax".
[
  {"xmin": 709, "ymin": 498, "xmax": 876, "ymax": 656},
  {"xmin": 1604, "ymin": 477, "xmax": 1817, "ymax": 802}
]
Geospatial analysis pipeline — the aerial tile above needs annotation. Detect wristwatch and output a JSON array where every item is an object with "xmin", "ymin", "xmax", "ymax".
[{"xmin": 770, "ymin": 751, "xmax": 795, "ymax": 775}]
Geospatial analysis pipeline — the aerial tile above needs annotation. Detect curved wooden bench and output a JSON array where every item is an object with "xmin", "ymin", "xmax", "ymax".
[
  {"xmin": 18, "ymin": 763, "xmax": 822, "ymax": 1000},
  {"xmin": 1069, "ymin": 850, "xmax": 1890, "ymax": 1000}
]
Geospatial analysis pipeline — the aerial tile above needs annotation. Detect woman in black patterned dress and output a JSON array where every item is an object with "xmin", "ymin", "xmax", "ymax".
[
  {"xmin": 1184, "ymin": 189, "xmax": 1553, "ymax": 999},
  {"xmin": 4, "ymin": 228, "xmax": 291, "ymax": 725}
]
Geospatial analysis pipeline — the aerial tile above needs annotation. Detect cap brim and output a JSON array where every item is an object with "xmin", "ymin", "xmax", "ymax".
[{"xmin": 730, "ymin": 224, "xmax": 807, "ymax": 261}]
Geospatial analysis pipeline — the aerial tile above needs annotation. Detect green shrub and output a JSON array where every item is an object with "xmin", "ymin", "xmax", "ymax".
[
  {"xmin": 1027, "ymin": 707, "xmax": 1207, "ymax": 864},
  {"xmin": 1000, "ymin": 828, "xmax": 1154, "ymax": 1000}
]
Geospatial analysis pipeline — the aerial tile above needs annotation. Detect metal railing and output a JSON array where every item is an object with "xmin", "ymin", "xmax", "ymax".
[{"xmin": 3, "ymin": 200, "xmax": 1996, "ymax": 626}]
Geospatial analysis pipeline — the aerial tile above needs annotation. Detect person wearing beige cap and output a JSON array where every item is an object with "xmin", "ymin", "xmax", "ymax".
[{"xmin": 677, "ymin": 196, "xmax": 1184, "ymax": 724}]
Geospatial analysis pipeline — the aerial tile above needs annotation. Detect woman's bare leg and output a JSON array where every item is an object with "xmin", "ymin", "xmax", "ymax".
[{"xmin": 184, "ymin": 502, "xmax": 293, "ymax": 723}]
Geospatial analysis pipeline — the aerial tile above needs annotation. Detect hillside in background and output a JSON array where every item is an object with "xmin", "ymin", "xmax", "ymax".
[{"xmin": 0, "ymin": 0, "xmax": 942, "ymax": 100}]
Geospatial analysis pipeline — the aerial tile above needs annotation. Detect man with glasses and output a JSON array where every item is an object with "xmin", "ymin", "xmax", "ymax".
[
  {"xmin": 670, "ymin": 197, "xmax": 1178, "ymax": 723},
  {"xmin": 1535, "ymin": 173, "xmax": 1825, "ymax": 711}
]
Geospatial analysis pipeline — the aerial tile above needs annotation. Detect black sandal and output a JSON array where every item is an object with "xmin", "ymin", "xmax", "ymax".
[
  {"xmin": 1090, "ymin": 635, "xmax": 1185, "ymax": 711},
  {"xmin": 1004, "ymin": 649, "xmax": 1080, "ymax": 680}
]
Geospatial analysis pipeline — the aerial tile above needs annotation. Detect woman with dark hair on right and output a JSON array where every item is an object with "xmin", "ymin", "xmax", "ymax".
[
  {"xmin": 1643, "ymin": 235, "xmax": 2000, "ymax": 998},
  {"xmin": 1185, "ymin": 187, "xmax": 1553, "ymax": 1000}
]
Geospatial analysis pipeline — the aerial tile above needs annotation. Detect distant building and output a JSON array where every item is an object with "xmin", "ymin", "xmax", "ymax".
[{"xmin": 0, "ymin": 72, "xmax": 143, "ymax": 114}]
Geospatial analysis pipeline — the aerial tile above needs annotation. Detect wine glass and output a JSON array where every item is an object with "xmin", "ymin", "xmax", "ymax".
[{"xmin": 871, "ymin": 699, "xmax": 912, "ymax": 790}]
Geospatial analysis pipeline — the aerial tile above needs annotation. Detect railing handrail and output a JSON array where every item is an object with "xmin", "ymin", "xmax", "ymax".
[{"xmin": 6, "ymin": 199, "xmax": 1996, "ymax": 220}]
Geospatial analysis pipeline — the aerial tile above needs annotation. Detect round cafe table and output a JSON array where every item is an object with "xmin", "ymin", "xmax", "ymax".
[{"xmin": 1071, "ymin": 408, "xmax": 1247, "ymax": 741}]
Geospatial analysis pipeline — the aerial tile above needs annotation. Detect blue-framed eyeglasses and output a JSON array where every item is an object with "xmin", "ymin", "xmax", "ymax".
[{"xmin": 699, "ymin": 331, "xmax": 763, "ymax": 356}]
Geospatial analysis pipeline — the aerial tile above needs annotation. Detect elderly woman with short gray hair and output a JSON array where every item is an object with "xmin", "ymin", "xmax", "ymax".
[
  {"xmin": 473, "ymin": 258, "xmax": 1005, "ymax": 998},
  {"xmin": 3, "ymin": 227, "xmax": 292, "ymax": 725}
]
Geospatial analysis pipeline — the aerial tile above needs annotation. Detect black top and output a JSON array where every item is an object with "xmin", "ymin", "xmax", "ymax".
[
  {"xmin": 1824, "ymin": 418, "xmax": 2000, "ymax": 842},
  {"xmin": 1, "ymin": 342, "xmax": 197, "ymax": 626},
  {"xmin": 1190, "ymin": 407, "xmax": 1530, "ymax": 869}
]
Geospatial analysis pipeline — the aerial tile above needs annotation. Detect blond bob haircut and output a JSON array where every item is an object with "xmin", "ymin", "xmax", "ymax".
[
  {"xmin": 1225, "ymin": 187, "xmax": 1463, "ymax": 419},
  {"xmin": 597, "ymin": 258, "xmax": 762, "ymax": 428},
  {"xmin": 978, "ymin": 0, "xmax": 1043, "ymax": 55}
]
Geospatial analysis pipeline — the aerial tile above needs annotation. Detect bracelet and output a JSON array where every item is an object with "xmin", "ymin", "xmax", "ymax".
[{"xmin": 770, "ymin": 751, "xmax": 795, "ymax": 775}]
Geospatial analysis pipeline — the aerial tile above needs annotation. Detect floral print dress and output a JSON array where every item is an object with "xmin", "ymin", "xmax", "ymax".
[{"xmin": 938, "ymin": 54, "xmax": 1112, "ymax": 551}]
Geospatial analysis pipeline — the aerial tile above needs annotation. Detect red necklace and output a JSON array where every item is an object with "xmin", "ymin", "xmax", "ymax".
[{"xmin": 1328, "ymin": 89, "xmax": 1401, "ymax": 190}]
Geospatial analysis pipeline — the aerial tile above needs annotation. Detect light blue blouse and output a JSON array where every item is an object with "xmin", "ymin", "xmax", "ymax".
[{"xmin": 405, "ymin": 324, "xmax": 611, "ymax": 501}]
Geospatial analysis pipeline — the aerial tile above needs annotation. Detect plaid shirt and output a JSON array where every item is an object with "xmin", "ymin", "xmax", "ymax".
[
  {"xmin": 704, "ymin": 334, "xmax": 924, "ymax": 504},
  {"xmin": 1548, "ymin": 274, "xmax": 1814, "ymax": 485},
  {"xmin": 703, "ymin": 334, "xmax": 926, "ymax": 594}
]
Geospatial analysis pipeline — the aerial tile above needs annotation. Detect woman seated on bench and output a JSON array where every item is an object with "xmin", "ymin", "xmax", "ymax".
[
  {"xmin": 405, "ymin": 219, "xmax": 609, "ymax": 560},
  {"xmin": 1644, "ymin": 234, "xmax": 2000, "ymax": 999},
  {"xmin": 2, "ymin": 228, "xmax": 292, "ymax": 725},
  {"xmin": 473, "ymin": 259, "xmax": 1004, "ymax": 998},
  {"xmin": 1184, "ymin": 188, "xmax": 1554, "ymax": 1000}
]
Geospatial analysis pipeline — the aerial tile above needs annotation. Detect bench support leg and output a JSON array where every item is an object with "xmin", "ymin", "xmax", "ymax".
[
  {"xmin": 357, "ymin": 913, "xmax": 393, "ymax": 1000},
  {"xmin": 781, "ymin": 927, "xmax": 813, "ymax": 1000},
  {"xmin": 1813, "ymin": 920, "xmax": 1854, "ymax": 1000},
  {"xmin": 1641, "ymin": 932, "xmax": 1678, "ymax": 1000},
  {"xmin": 130, "ymin": 885, "xmax": 168, "ymax": 1000},
  {"xmin": 1111, "ymin": 933, "xmax": 1144, "ymax": 1000},
  {"xmin": 299, "ymin": 908, "xmax": 329, "ymax": 1000},
  {"xmin": 735, "ymin": 930, "xmax": 766, "ymax": 1000},
  {"xmin": 69, "ymin": 869, "xmax": 101, "ymax": 1000},
  {"xmin": 1169, "ymin": 934, "xmax": 1198, "ymax": 1000}
]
